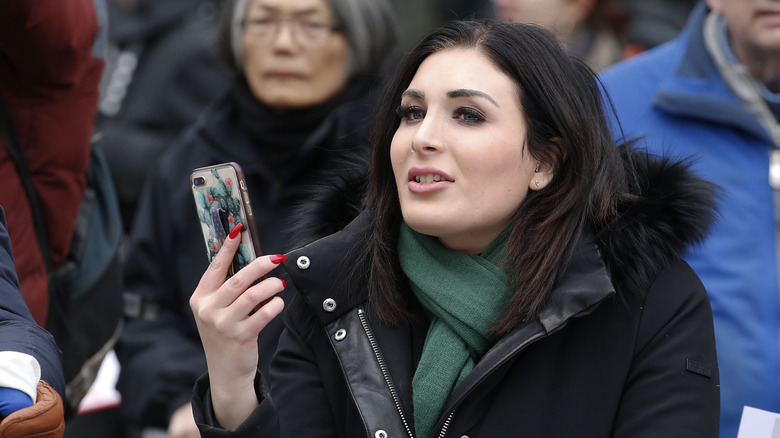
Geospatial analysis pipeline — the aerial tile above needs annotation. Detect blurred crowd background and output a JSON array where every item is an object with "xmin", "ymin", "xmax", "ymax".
[
  {"xmin": 18, "ymin": 0, "xmax": 698, "ymax": 436},
  {"xmin": 96, "ymin": 0, "xmax": 696, "ymax": 233}
]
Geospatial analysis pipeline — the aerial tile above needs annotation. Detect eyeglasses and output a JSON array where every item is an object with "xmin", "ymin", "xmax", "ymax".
[{"xmin": 244, "ymin": 16, "xmax": 343, "ymax": 45}]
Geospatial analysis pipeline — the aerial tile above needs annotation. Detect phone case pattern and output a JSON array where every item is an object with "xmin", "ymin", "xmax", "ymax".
[{"xmin": 193, "ymin": 168, "xmax": 254, "ymax": 270}]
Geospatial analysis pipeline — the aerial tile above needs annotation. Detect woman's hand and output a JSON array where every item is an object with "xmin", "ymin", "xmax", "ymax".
[{"xmin": 190, "ymin": 223, "xmax": 286, "ymax": 430}]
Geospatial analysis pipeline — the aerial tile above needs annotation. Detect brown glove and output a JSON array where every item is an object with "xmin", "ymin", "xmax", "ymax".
[{"xmin": 0, "ymin": 381, "xmax": 65, "ymax": 438}]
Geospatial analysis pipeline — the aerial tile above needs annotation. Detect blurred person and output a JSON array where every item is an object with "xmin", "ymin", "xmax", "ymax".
[
  {"xmin": 0, "ymin": 5, "xmax": 127, "ymax": 438},
  {"xmin": 600, "ymin": 1, "xmax": 780, "ymax": 436},
  {"xmin": 388, "ymin": 0, "xmax": 493, "ymax": 55},
  {"xmin": 618, "ymin": 0, "xmax": 698, "ymax": 52},
  {"xmin": 0, "ymin": 206, "xmax": 65, "ymax": 437},
  {"xmin": 189, "ymin": 19, "xmax": 720, "ymax": 437},
  {"xmin": 114, "ymin": 0, "xmax": 397, "ymax": 436},
  {"xmin": 490, "ymin": 0, "xmax": 630, "ymax": 71},
  {"xmin": 0, "ymin": 0, "xmax": 104, "ymax": 330},
  {"xmin": 98, "ymin": 0, "xmax": 231, "ymax": 230},
  {"xmin": 432, "ymin": 0, "xmax": 494, "ymax": 22}
]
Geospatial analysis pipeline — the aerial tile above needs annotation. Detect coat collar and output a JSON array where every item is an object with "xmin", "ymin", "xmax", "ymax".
[
  {"xmin": 652, "ymin": 2, "xmax": 771, "ymax": 143},
  {"xmin": 283, "ymin": 212, "xmax": 614, "ymax": 335},
  {"xmin": 438, "ymin": 231, "xmax": 615, "ymax": 420},
  {"xmin": 282, "ymin": 212, "xmax": 373, "ymax": 325}
]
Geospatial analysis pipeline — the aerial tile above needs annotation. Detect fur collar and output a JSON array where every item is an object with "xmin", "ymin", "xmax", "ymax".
[
  {"xmin": 286, "ymin": 143, "xmax": 369, "ymax": 250},
  {"xmin": 597, "ymin": 146, "xmax": 719, "ymax": 295}
]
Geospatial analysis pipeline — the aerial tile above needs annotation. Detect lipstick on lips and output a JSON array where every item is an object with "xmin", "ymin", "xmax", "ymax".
[{"xmin": 407, "ymin": 166, "xmax": 454, "ymax": 194}]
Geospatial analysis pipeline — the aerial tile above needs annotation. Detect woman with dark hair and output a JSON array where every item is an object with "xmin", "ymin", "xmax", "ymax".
[
  {"xmin": 115, "ymin": 0, "xmax": 397, "ymax": 436},
  {"xmin": 190, "ymin": 20, "xmax": 720, "ymax": 437}
]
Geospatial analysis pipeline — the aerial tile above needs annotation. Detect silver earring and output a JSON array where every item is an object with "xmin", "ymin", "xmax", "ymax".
[
  {"xmin": 535, "ymin": 180, "xmax": 540, "ymax": 187},
  {"xmin": 535, "ymin": 162, "xmax": 540, "ymax": 172}
]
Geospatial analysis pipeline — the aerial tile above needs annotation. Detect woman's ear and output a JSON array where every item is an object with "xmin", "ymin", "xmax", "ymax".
[
  {"xmin": 529, "ymin": 137, "xmax": 563, "ymax": 191},
  {"xmin": 529, "ymin": 160, "xmax": 554, "ymax": 191}
]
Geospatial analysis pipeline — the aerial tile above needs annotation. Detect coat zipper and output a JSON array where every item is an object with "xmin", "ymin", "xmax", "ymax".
[
  {"xmin": 437, "ymin": 410, "xmax": 455, "ymax": 438},
  {"xmin": 357, "ymin": 308, "xmax": 416, "ymax": 438},
  {"xmin": 355, "ymin": 310, "xmax": 555, "ymax": 438}
]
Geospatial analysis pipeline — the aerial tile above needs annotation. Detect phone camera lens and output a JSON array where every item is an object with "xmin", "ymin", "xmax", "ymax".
[{"xmin": 193, "ymin": 177, "xmax": 206, "ymax": 186}]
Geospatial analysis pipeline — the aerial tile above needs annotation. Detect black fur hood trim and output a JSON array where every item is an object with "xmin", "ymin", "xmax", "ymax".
[
  {"xmin": 597, "ymin": 146, "xmax": 720, "ymax": 296},
  {"xmin": 285, "ymin": 141, "xmax": 369, "ymax": 250}
]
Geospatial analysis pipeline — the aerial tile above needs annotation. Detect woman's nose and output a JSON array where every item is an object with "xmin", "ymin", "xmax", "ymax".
[
  {"xmin": 270, "ymin": 20, "xmax": 299, "ymax": 49},
  {"xmin": 410, "ymin": 114, "xmax": 443, "ymax": 155}
]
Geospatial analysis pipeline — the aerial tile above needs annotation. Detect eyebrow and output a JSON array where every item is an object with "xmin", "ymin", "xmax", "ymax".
[
  {"xmin": 256, "ymin": 4, "xmax": 326, "ymax": 16},
  {"xmin": 447, "ymin": 89, "xmax": 500, "ymax": 107},
  {"xmin": 401, "ymin": 89, "xmax": 500, "ymax": 107},
  {"xmin": 402, "ymin": 90, "xmax": 425, "ymax": 99}
]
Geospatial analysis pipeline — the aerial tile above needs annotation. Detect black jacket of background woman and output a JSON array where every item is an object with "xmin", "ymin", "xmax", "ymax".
[
  {"xmin": 116, "ymin": 74, "xmax": 382, "ymax": 428},
  {"xmin": 193, "ymin": 149, "xmax": 721, "ymax": 438}
]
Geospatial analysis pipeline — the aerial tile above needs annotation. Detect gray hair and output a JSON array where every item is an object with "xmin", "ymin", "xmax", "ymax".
[{"xmin": 217, "ymin": 0, "xmax": 398, "ymax": 77}]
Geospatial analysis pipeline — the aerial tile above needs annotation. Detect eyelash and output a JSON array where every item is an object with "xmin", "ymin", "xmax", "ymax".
[
  {"xmin": 395, "ymin": 105, "xmax": 486, "ymax": 124},
  {"xmin": 455, "ymin": 107, "xmax": 486, "ymax": 123},
  {"xmin": 395, "ymin": 105, "xmax": 424, "ymax": 120}
]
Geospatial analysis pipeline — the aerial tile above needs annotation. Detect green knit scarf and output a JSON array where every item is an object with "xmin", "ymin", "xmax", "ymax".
[{"xmin": 398, "ymin": 222, "xmax": 513, "ymax": 438}]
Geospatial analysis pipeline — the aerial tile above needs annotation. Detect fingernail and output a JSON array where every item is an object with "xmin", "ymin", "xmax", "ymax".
[
  {"xmin": 228, "ymin": 223, "xmax": 243, "ymax": 239},
  {"xmin": 280, "ymin": 279, "xmax": 286, "ymax": 288},
  {"xmin": 270, "ymin": 254, "xmax": 287, "ymax": 264}
]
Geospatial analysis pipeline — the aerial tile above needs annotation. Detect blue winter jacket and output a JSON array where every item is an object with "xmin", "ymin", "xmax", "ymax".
[
  {"xmin": 600, "ymin": 3, "xmax": 779, "ymax": 437},
  {"xmin": 0, "ymin": 206, "xmax": 65, "ymax": 398}
]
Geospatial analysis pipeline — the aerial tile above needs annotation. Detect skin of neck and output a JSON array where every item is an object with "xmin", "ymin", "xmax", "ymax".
[{"xmin": 727, "ymin": 30, "xmax": 780, "ymax": 92}]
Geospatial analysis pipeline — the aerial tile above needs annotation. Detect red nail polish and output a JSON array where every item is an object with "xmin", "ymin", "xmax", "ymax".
[
  {"xmin": 280, "ymin": 279, "xmax": 286, "ymax": 288},
  {"xmin": 228, "ymin": 223, "xmax": 243, "ymax": 239},
  {"xmin": 270, "ymin": 254, "xmax": 287, "ymax": 264}
]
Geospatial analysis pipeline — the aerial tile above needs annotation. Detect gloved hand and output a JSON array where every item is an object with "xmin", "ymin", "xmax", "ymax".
[{"xmin": 0, "ymin": 381, "xmax": 64, "ymax": 438}]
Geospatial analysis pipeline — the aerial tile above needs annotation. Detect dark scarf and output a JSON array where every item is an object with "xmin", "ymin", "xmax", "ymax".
[{"xmin": 231, "ymin": 76, "xmax": 373, "ymax": 182}]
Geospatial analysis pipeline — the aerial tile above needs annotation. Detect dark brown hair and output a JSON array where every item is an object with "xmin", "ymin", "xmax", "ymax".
[{"xmin": 359, "ymin": 20, "xmax": 632, "ymax": 335}]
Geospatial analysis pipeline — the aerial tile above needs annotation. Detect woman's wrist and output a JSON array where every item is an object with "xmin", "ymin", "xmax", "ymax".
[{"xmin": 210, "ymin": 373, "xmax": 260, "ymax": 430}]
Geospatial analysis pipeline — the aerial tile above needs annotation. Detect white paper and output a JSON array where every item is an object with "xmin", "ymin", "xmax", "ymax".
[
  {"xmin": 737, "ymin": 406, "xmax": 780, "ymax": 438},
  {"xmin": 77, "ymin": 349, "xmax": 122, "ymax": 414}
]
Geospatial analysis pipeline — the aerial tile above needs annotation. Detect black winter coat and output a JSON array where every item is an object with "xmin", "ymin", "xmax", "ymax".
[
  {"xmin": 99, "ymin": 0, "xmax": 231, "ymax": 228},
  {"xmin": 116, "ymin": 76, "xmax": 378, "ymax": 427},
  {"xmin": 193, "ymin": 152, "xmax": 721, "ymax": 437}
]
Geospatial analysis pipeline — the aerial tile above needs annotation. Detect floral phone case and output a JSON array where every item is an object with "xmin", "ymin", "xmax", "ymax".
[{"xmin": 190, "ymin": 162, "xmax": 261, "ymax": 276}]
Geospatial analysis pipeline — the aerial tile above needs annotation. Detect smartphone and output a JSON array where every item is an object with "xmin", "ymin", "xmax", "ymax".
[{"xmin": 190, "ymin": 162, "xmax": 261, "ymax": 277}]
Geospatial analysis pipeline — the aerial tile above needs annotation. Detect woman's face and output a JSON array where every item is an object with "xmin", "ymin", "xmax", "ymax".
[
  {"xmin": 390, "ymin": 48, "xmax": 549, "ymax": 255},
  {"xmin": 242, "ymin": 0, "xmax": 349, "ymax": 110}
]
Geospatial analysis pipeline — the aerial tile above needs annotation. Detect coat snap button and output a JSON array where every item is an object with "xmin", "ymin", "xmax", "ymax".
[
  {"xmin": 322, "ymin": 298, "xmax": 336, "ymax": 312},
  {"xmin": 296, "ymin": 256, "xmax": 310, "ymax": 270},
  {"xmin": 334, "ymin": 329, "xmax": 347, "ymax": 341},
  {"xmin": 374, "ymin": 430, "xmax": 387, "ymax": 438}
]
